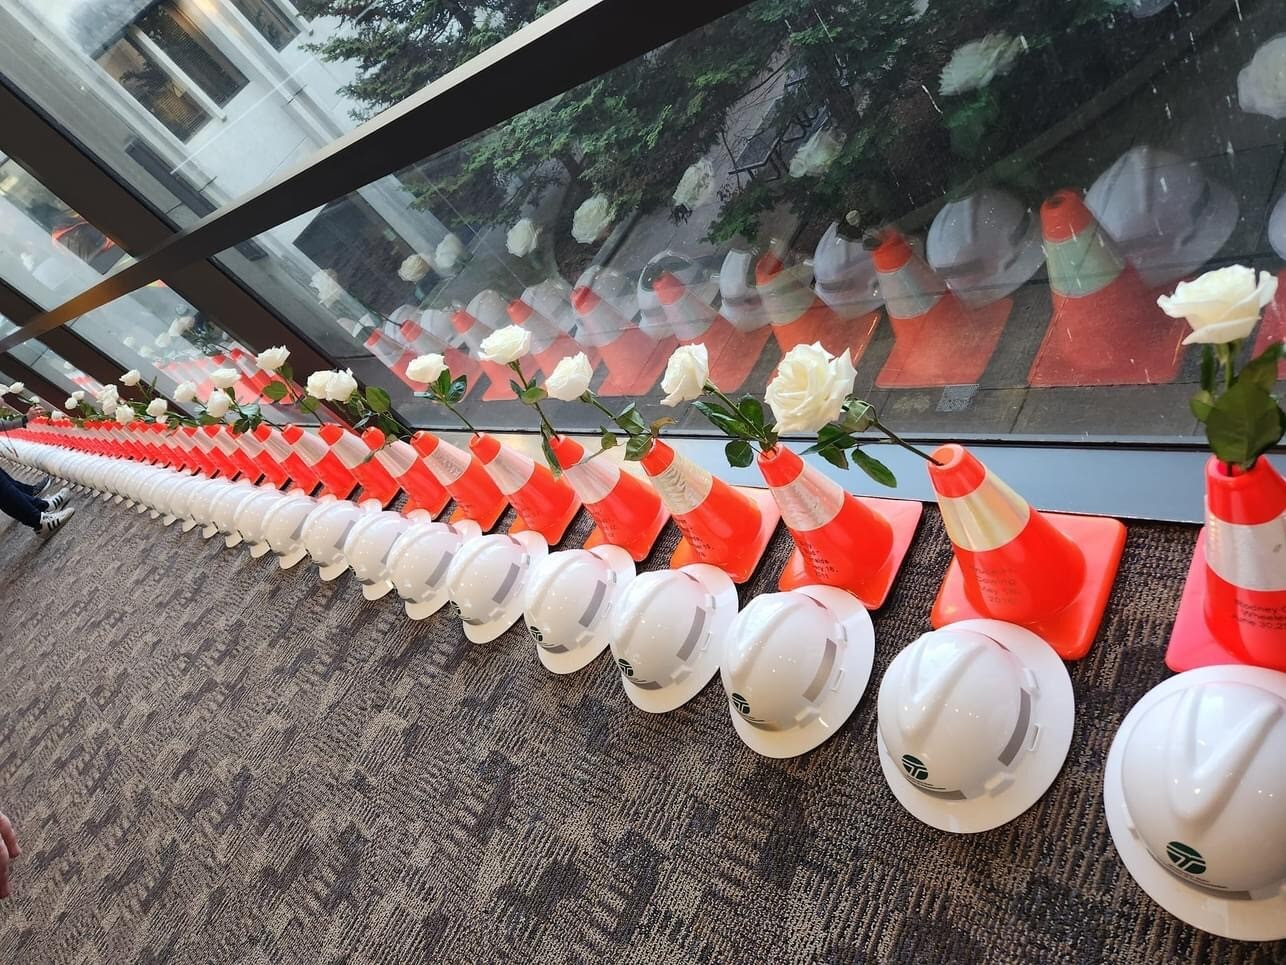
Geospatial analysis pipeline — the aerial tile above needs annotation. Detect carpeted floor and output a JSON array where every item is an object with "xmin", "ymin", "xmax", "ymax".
[{"xmin": 0, "ymin": 473, "xmax": 1281, "ymax": 965}]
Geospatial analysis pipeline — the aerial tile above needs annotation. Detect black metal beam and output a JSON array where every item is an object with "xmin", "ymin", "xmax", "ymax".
[{"xmin": 0, "ymin": 355, "xmax": 69, "ymax": 413}]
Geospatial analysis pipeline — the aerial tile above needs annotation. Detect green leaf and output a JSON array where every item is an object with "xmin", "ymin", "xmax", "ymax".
[
  {"xmin": 737, "ymin": 396, "xmax": 765, "ymax": 430},
  {"xmin": 1190, "ymin": 390, "xmax": 1215, "ymax": 423},
  {"xmin": 435, "ymin": 370, "xmax": 453, "ymax": 397},
  {"xmin": 365, "ymin": 386, "xmax": 392, "ymax": 413},
  {"xmin": 1199, "ymin": 345, "xmax": 1216, "ymax": 394},
  {"xmin": 1206, "ymin": 379, "xmax": 1285, "ymax": 468},
  {"xmin": 447, "ymin": 375, "xmax": 468, "ymax": 404},
  {"xmin": 816, "ymin": 444, "xmax": 850, "ymax": 471},
  {"xmin": 353, "ymin": 413, "xmax": 372, "ymax": 430},
  {"xmin": 691, "ymin": 399, "xmax": 751, "ymax": 438},
  {"xmin": 724, "ymin": 439, "xmax": 753, "ymax": 468},
  {"xmin": 852, "ymin": 448, "xmax": 897, "ymax": 488},
  {"xmin": 262, "ymin": 381, "xmax": 288, "ymax": 402},
  {"xmin": 1239, "ymin": 343, "xmax": 1284, "ymax": 394},
  {"xmin": 520, "ymin": 385, "xmax": 548, "ymax": 404},
  {"xmin": 509, "ymin": 379, "xmax": 525, "ymax": 397},
  {"xmin": 649, "ymin": 416, "xmax": 676, "ymax": 434},
  {"xmin": 624, "ymin": 433, "xmax": 653, "ymax": 462},
  {"xmin": 540, "ymin": 433, "xmax": 561, "ymax": 475},
  {"xmin": 278, "ymin": 363, "xmax": 293, "ymax": 382},
  {"xmin": 841, "ymin": 400, "xmax": 876, "ymax": 433},
  {"xmin": 616, "ymin": 403, "xmax": 647, "ymax": 435},
  {"xmin": 599, "ymin": 427, "xmax": 618, "ymax": 449},
  {"xmin": 298, "ymin": 396, "xmax": 320, "ymax": 414}
]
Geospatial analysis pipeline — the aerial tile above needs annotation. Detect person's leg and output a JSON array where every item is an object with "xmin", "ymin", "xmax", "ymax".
[{"xmin": 0, "ymin": 470, "xmax": 42, "ymax": 528}]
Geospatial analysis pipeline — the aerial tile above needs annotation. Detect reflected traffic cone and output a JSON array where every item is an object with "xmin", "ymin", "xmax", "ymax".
[
  {"xmin": 411, "ymin": 431, "xmax": 508, "ymax": 530},
  {"xmin": 363, "ymin": 427, "xmax": 449, "ymax": 518},
  {"xmin": 928, "ymin": 443, "xmax": 1125, "ymax": 660},
  {"xmin": 653, "ymin": 272, "xmax": 771, "ymax": 392},
  {"xmin": 1252, "ymin": 268, "xmax": 1286, "ymax": 377},
  {"xmin": 1028, "ymin": 188, "xmax": 1186, "ymax": 386},
  {"xmin": 758, "ymin": 445, "xmax": 921, "ymax": 608},
  {"xmin": 874, "ymin": 228, "xmax": 1010, "ymax": 387},
  {"xmin": 319, "ymin": 424, "xmax": 401, "ymax": 508},
  {"xmin": 400, "ymin": 318, "xmax": 478, "ymax": 399},
  {"xmin": 452, "ymin": 308, "xmax": 515, "ymax": 401},
  {"xmin": 571, "ymin": 285, "xmax": 674, "ymax": 396},
  {"xmin": 281, "ymin": 425, "xmax": 359, "ymax": 500},
  {"xmin": 365, "ymin": 329, "xmax": 421, "ymax": 390},
  {"xmin": 469, "ymin": 433, "xmax": 580, "ymax": 544},
  {"xmin": 508, "ymin": 298, "xmax": 588, "ymax": 379},
  {"xmin": 228, "ymin": 347, "xmax": 274, "ymax": 401},
  {"xmin": 253, "ymin": 424, "xmax": 321, "ymax": 493},
  {"xmin": 549, "ymin": 436, "xmax": 669, "ymax": 561},
  {"xmin": 1167, "ymin": 456, "xmax": 1286, "ymax": 673},
  {"xmin": 763, "ymin": 250, "xmax": 880, "ymax": 364},
  {"xmin": 639, "ymin": 439, "xmax": 779, "ymax": 583}
]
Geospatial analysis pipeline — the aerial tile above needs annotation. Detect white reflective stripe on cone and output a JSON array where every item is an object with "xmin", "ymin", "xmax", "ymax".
[
  {"xmin": 564, "ymin": 459, "xmax": 619, "ymax": 504},
  {"xmin": 760, "ymin": 267, "xmax": 815, "ymax": 326},
  {"xmin": 879, "ymin": 258, "xmax": 946, "ymax": 320},
  {"xmin": 484, "ymin": 449, "xmax": 535, "ymax": 496},
  {"xmin": 424, "ymin": 444, "xmax": 471, "ymax": 485},
  {"xmin": 651, "ymin": 453, "xmax": 713, "ymax": 516},
  {"xmin": 374, "ymin": 440, "xmax": 416, "ymax": 477},
  {"xmin": 329, "ymin": 434, "xmax": 369, "ymax": 469},
  {"xmin": 213, "ymin": 433, "xmax": 239, "ymax": 456},
  {"xmin": 937, "ymin": 472, "xmax": 1031, "ymax": 552},
  {"xmin": 1205, "ymin": 512, "xmax": 1286, "ymax": 592},
  {"xmin": 769, "ymin": 468, "xmax": 844, "ymax": 532},
  {"xmin": 293, "ymin": 432, "xmax": 327, "ymax": 466}
]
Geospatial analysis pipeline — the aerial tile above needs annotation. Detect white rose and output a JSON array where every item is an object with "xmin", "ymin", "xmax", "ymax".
[
  {"xmin": 1157, "ymin": 266, "xmax": 1279, "ymax": 345},
  {"xmin": 311, "ymin": 268, "xmax": 343, "ymax": 306},
  {"xmin": 154, "ymin": 332, "xmax": 172, "ymax": 349},
  {"xmin": 138, "ymin": 345, "xmax": 156, "ymax": 359},
  {"xmin": 572, "ymin": 195, "xmax": 614, "ymax": 245},
  {"xmin": 1238, "ymin": 35, "xmax": 1286, "ymax": 120},
  {"xmin": 673, "ymin": 159, "xmax": 717, "ymax": 209},
  {"xmin": 52, "ymin": 410, "xmax": 70, "ymax": 422},
  {"xmin": 256, "ymin": 346, "xmax": 290, "ymax": 373},
  {"xmin": 174, "ymin": 381, "xmax": 198, "ymax": 404},
  {"xmin": 545, "ymin": 352, "xmax": 593, "ymax": 401},
  {"xmin": 478, "ymin": 325, "xmax": 533, "ymax": 365},
  {"xmin": 324, "ymin": 369, "xmax": 359, "ymax": 402},
  {"xmin": 939, "ymin": 33, "xmax": 1025, "ymax": 96},
  {"xmin": 169, "ymin": 315, "xmax": 194, "ymax": 337},
  {"xmin": 71, "ymin": 389, "xmax": 85, "ymax": 402},
  {"xmin": 789, "ymin": 129, "xmax": 845, "ymax": 178},
  {"xmin": 7, "ymin": 381, "xmax": 24, "ymax": 396},
  {"xmin": 660, "ymin": 344, "xmax": 710, "ymax": 406},
  {"xmin": 98, "ymin": 386, "xmax": 119, "ymax": 411},
  {"xmin": 306, "ymin": 370, "xmax": 333, "ymax": 400},
  {"xmin": 398, "ymin": 253, "xmax": 433, "ymax": 283},
  {"xmin": 155, "ymin": 414, "xmax": 169, "ymax": 425},
  {"xmin": 123, "ymin": 336, "xmax": 137, "ymax": 349},
  {"xmin": 115, "ymin": 405, "xmax": 136, "ymax": 425},
  {"xmin": 64, "ymin": 397, "xmax": 78, "ymax": 411},
  {"xmin": 407, "ymin": 353, "xmax": 447, "ymax": 384},
  {"xmin": 146, "ymin": 398, "xmax": 168, "ymax": 418},
  {"xmin": 765, "ymin": 342, "xmax": 858, "ymax": 433},
  {"xmin": 119, "ymin": 369, "xmax": 142, "ymax": 387},
  {"xmin": 204, "ymin": 391, "xmax": 232, "ymax": 419},
  {"xmin": 506, "ymin": 218, "xmax": 541, "ymax": 258},
  {"xmin": 435, "ymin": 233, "xmax": 466, "ymax": 272},
  {"xmin": 210, "ymin": 368, "xmax": 240, "ymax": 390}
]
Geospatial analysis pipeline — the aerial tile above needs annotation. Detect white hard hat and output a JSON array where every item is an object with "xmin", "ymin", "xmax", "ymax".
[
  {"xmin": 1269, "ymin": 193, "xmax": 1286, "ymax": 262},
  {"xmin": 927, "ymin": 188, "xmax": 1044, "ymax": 307},
  {"xmin": 190, "ymin": 478, "xmax": 235, "ymax": 538},
  {"xmin": 876, "ymin": 619, "xmax": 1074, "ymax": 833},
  {"xmin": 523, "ymin": 545, "xmax": 635, "ymax": 674},
  {"xmin": 721, "ymin": 585, "xmax": 874, "ymax": 758},
  {"xmin": 1104, "ymin": 665, "xmax": 1286, "ymax": 941},
  {"xmin": 342, "ymin": 509, "xmax": 412, "ymax": 601},
  {"xmin": 302, "ymin": 498, "xmax": 372, "ymax": 581},
  {"xmin": 214, "ymin": 483, "xmax": 259, "ymax": 548},
  {"xmin": 234, "ymin": 488, "xmax": 286, "ymax": 558},
  {"xmin": 813, "ymin": 221, "xmax": 882, "ymax": 318},
  {"xmin": 388, "ymin": 519, "xmax": 482, "ymax": 620},
  {"xmin": 174, "ymin": 477, "xmax": 215, "ymax": 533},
  {"xmin": 261, "ymin": 492, "xmax": 317, "ymax": 570},
  {"xmin": 610, "ymin": 563, "xmax": 737, "ymax": 713},
  {"xmin": 1085, "ymin": 145, "xmax": 1238, "ymax": 288},
  {"xmin": 445, "ymin": 531, "xmax": 547, "ymax": 643}
]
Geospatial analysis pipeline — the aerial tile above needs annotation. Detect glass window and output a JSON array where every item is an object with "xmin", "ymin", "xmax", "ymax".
[
  {"xmin": 228, "ymin": 0, "xmax": 299, "ymax": 51},
  {"xmin": 0, "ymin": 323, "xmax": 107, "ymax": 402},
  {"xmin": 135, "ymin": 2, "xmax": 249, "ymax": 107},
  {"xmin": 96, "ymin": 32, "xmax": 211, "ymax": 140}
]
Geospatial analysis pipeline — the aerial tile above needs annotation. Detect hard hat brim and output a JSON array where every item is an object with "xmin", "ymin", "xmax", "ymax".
[
  {"xmin": 730, "ymin": 585, "xmax": 874, "ymax": 759},
  {"xmin": 1103, "ymin": 664, "xmax": 1286, "ymax": 941},
  {"xmin": 317, "ymin": 560, "xmax": 348, "ymax": 582},
  {"xmin": 877, "ymin": 619, "xmax": 1074, "ymax": 833},
  {"xmin": 361, "ymin": 580, "xmax": 394, "ymax": 602},
  {"xmin": 621, "ymin": 563, "xmax": 737, "ymax": 714},
  {"xmin": 276, "ymin": 547, "xmax": 307, "ymax": 570},
  {"xmin": 535, "ymin": 545, "xmax": 636, "ymax": 675},
  {"xmin": 404, "ymin": 592, "xmax": 449, "ymax": 621},
  {"xmin": 248, "ymin": 541, "xmax": 271, "ymax": 558},
  {"xmin": 462, "ymin": 530, "xmax": 547, "ymax": 644}
]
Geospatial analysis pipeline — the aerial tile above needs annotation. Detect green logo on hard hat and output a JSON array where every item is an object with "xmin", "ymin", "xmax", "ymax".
[
  {"xmin": 1166, "ymin": 842, "xmax": 1206, "ymax": 875},
  {"xmin": 901, "ymin": 755, "xmax": 929, "ymax": 782},
  {"xmin": 617, "ymin": 657, "xmax": 634, "ymax": 677},
  {"xmin": 731, "ymin": 693, "xmax": 750, "ymax": 716}
]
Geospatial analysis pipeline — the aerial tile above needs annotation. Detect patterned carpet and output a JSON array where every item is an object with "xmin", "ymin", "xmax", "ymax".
[{"xmin": 0, "ymin": 470, "xmax": 1281, "ymax": 964}]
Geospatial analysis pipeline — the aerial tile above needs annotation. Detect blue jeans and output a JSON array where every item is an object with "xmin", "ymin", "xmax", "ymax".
[{"xmin": 0, "ymin": 469, "xmax": 47, "ymax": 528}]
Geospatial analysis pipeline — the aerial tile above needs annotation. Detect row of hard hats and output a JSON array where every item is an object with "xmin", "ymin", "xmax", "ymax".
[{"xmin": 6, "ymin": 441, "xmax": 1285, "ymax": 943}]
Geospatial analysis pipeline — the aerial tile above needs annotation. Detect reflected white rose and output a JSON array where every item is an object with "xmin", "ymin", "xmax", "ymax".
[
  {"xmin": 114, "ymin": 405, "xmax": 136, "ymax": 425},
  {"xmin": 789, "ymin": 129, "xmax": 845, "ymax": 179},
  {"xmin": 478, "ymin": 325, "xmax": 532, "ymax": 365},
  {"xmin": 256, "ymin": 346, "xmax": 290, "ymax": 373},
  {"xmin": 673, "ymin": 159, "xmax": 717, "ymax": 209},
  {"xmin": 311, "ymin": 268, "xmax": 344, "ymax": 306},
  {"xmin": 123, "ymin": 336, "xmax": 137, "ymax": 349},
  {"xmin": 6, "ymin": 382, "xmax": 23, "ymax": 396},
  {"xmin": 138, "ymin": 345, "xmax": 156, "ymax": 359},
  {"xmin": 545, "ymin": 352, "xmax": 593, "ymax": 401},
  {"xmin": 205, "ymin": 390, "xmax": 232, "ymax": 419},
  {"xmin": 1157, "ymin": 266, "xmax": 1279, "ymax": 345},
  {"xmin": 765, "ymin": 342, "xmax": 857, "ymax": 433},
  {"xmin": 173, "ymin": 381, "xmax": 198, "ymax": 404},
  {"xmin": 1238, "ymin": 35, "xmax": 1286, "ymax": 120},
  {"xmin": 399, "ymin": 253, "xmax": 433, "ymax": 283},
  {"xmin": 154, "ymin": 332, "xmax": 172, "ymax": 349},
  {"xmin": 939, "ymin": 33, "xmax": 1025, "ymax": 96},
  {"xmin": 572, "ymin": 195, "xmax": 615, "ymax": 245},
  {"xmin": 507, "ymin": 218, "xmax": 541, "ymax": 258},
  {"xmin": 660, "ymin": 344, "xmax": 710, "ymax": 406},
  {"xmin": 407, "ymin": 353, "xmax": 446, "ymax": 384},
  {"xmin": 120, "ymin": 369, "xmax": 142, "ymax": 387},
  {"xmin": 210, "ymin": 368, "xmax": 240, "ymax": 390},
  {"xmin": 169, "ymin": 315, "xmax": 194, "ymax": 338},
  {"xmin": 146, "ymin": 398, "xmax": 168, "ymax": 418},
  {"xmin": 435, "ymin": 233, "xmax": 467, "ymax": 272},
  {"xmin": 911, "ymin": 0, "xmax": 929, "ymax": 16}
]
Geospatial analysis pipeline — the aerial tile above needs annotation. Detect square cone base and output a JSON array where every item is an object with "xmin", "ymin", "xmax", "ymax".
[
  {"xmin": 931, "ymin": 511, "xmax": 1126, "ymax": 660},
  {"xmin": 778, "ymin": 496, "xmax": 923, "ymax": 609},
  {"xmin": 596, "ymin": 332, "xmax": 677, "ymax": 397},
  {"xmin": 1164, "ymin": 530, "xmax": 1286, "ymax": 673},
  {"xmin": 479, "ymin": 361, "xmax": 519, "ymax": 401},
  {"xmin": 449, "ymin": 496, "xmax": 508, "ymax": 533},
  {"xmin": 1251, "ymin": 269, "xmax": 1286, "ymax": 378},
  {"xmin": 1028, "ymin": 304, "xmax": 1185, "ymax": 388},
  {"xmin": 876, "ymin": 299, "xmax": 1010, "ymax": 388},
  {"xmin": 508, "ymin": 496, "xmax": 582, "ymax": 547},
  {"xmin": 583, "ymin": 500, "xmax": 670, "ymax": 563},
  {"xmin": 669, "ymin": 487, "xmax": 780, "ymax": 584},
  {"xmin": 698, "ymin": 321, "xmax": 774, "ymax": 393}
]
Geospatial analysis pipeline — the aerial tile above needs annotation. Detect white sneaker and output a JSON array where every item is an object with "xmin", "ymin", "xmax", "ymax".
[
  {"xmin": 36, "ymin": 506, "xmax": 75, "ymax": 537},
  {"xmin": 43, "ymin": 489, "xmax": 70, "ymax": 511}
]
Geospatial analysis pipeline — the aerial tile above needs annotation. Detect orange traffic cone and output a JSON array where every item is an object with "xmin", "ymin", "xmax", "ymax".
[
  {"xmin": 1167, "ymin": 456, "xmax": 1286, "ymax": 673},
  {"xmin": 452, "ymin": 308, "xmax": 515, "ymax": 401},
  {"xmin": 570, "ymin": 285, "xmax": 674, "ymax": 396},
  {"xmin": 362, "ymin": 427, "xmax": 450, "ymax": 518},
  {"xmin": 411, "ymin": 431, "xmax": 508, "ymax": 531},
  {"xmin": 928, "ymin": 443, "xmax": 1125, "ymax": 659},
  {"xmin": 281, "ymin": 424, "xmax": 360, "ymax": 500},
  {"xmin": 469, "ymin": 433, "xmax": 580, "ymax": 544},
  {"xmin": 874, "ymin": 229, "xmax": 1010, "ymax": 387},
  {"xmin": 319, "ymin": 424, "xmax": 401, "ymax": 508},
  {"xmin": 1029, "ymin": 189, "xmax": 1187, "ymax": 387},
  {"xmin": 253, "ymin": 424, "xmax": 321, "ymax": 493},
  {"xmin": 1252, "ymin": 268, "xmax": 1286, "ymax": 377},
  {"xmin": 758, "ymin": 445, "xmax": 921, "ymax": 608},
  {"xmin": 639, "ymin": 439, "xmax": 779, "ymax": 583},
  {"xmin": 654, "ymin": 272, "xmax": 772, "ymax": 392},
  {"xmin": 549, "ymin": 436, "xmax": 669, "ymax": 561}
]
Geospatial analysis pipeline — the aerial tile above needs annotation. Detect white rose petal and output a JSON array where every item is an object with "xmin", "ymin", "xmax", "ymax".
[
  {"xmin": 137, "ymin": 345, "xmax": 156, "ymax": 359},
  {"xmin": 939, "ymin": 33, "xmax": 1025, "ymax": 97},
  {"xmin": 71, "ymin": 390, "xmax": 85, "ymax": 402},
  {"xmin": 765, "ymin": 342, "xmax": 858, "ymax": 433},
  {"xmin": 435, "ymin": 233, "xmax": 467, "ymax": 272},
  {"xmin": 306, "ymin": 370, "xmax": 333, "ymax": 400},
  {"xmin": 572, "ymin": 195, "xmax": 615, "ymax": 245},
  {"xmin": 1238, "ymin": 35, "xmax": 1286, "ymax": 120},
  {"xmin": 478, "ymin": 325, "xmax": 533, "ymax": 365},
  {"xmin": 146, "ymin": 398, "xmax": 168, "ymax": 418},
  {"xmin": 119, "ymin": 369, "xmax": 142, "ymax": 387},
  {"xmin": 204, "ymin": 391, "xmax": 232, "ymax": 418},
  {"xmin": 1157, "ymin": 265, "xmax": 1279, "ymax": 345},
  {"xmin": 210, "ymin": 368, "xmax": 240, "ymax": 390},
  {"xmin": 114, "ymin": 405, "xmax": 136, "ymax": 425},
  {"xmin": 324, "ymin": 369, "xmax": 358, "ymax": 403},
  {"xmin": 155, "ymin": 414, "xmax": 169, "ymax": 425},
  {"xmin": 673, "ymin": 159, "xmax": 717, "ymax": 209},
  {"xmin": 52, "ymin": 410, "xmax": 71, "ymax": 422},
  {"xmin": 256, "ymin": 346, "xmax": 290, "ymax": 373},
  {"xmin": 6, "ymin": 382, "xmax": 23, "ymax": 396},
  {"xmin": 660, "ymin": 344, "xmax": 710, "ymax": 406},
  {"xmin": 64, "ymin": 397, "xmax": 78, "ymax": 411},
  {"xmin": 506, "ymin": 218, "xmax": 541, "ymax": 258},
  {"xmin": 789, "ymin": 129, "xmax": 845, "ymax": 179},
  {"xmin": 173, "ymin": 381, "xmax": 198, "ymax": 404},
  {"xmin": 407, "ymin": 353, "xmax": 447, "ymax": 384},
  {"xmin": 398, "ymin": 253, "xmax": 433, "ymax": 283},
  {"xmin": 169, "ymin": 315, "xmax": 194, "ymax": 337},
  {"xmin": 545, "ymin": 352, "xmax": 593, "ymax": 401}
]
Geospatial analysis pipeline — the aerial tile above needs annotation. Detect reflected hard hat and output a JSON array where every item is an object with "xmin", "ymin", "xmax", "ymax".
[
  {"xmin": 721, "ymin": 585, "xmax": 874, "ymax": 758},
  {"xmin": 1270, "ymin": 193, "xmax": 1286, "ymax": 262},
  {"xmin": 876, "ymin": 619, "xmax": 1074, "ymax": 833},
  {"xmin": 343, "ymin": 509, "xmax": 412, "ymax": 601},
  {"xmin": 1104, "ymin": 665, "xmax": 1286, "ymax": 941},
  {"xmin": 718, "ymin": 248, "xmax": 769, "ymax": 331},
  {"xmin": 445, "ymin": 531, "xmax": 548, "ymax": 643},
  {"xmin": 523, "ymin": 545, "xmax": 635, "ymax": 674},
  {"xmin": 610, "ymin": 563, "xmax": 738, "ymax": 713},
  {"xmin": 813, "ymin": 221, "xmax": 882, "ymax": 318},
  {"xmin": 301, "ymin": 498, "xmax": 369, "ymax": 581},
  {"xmin": 927, "ymin": 188, "xmax": 1044, "ymax": 307},
  {"xmin": 387, "ymin": 519, "xmax": 482, "ymax": 620},
  {"xmin": 262, "ymin": 492, "xmax": 317, "ymax": 570}
]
